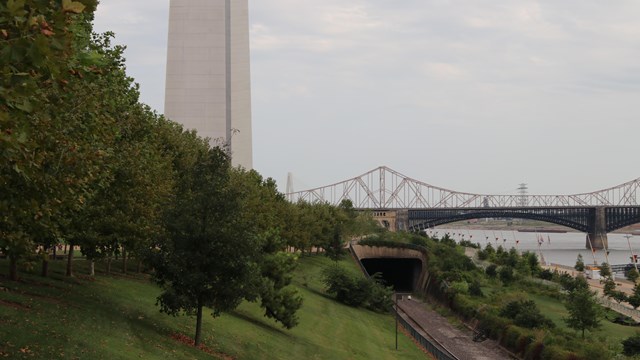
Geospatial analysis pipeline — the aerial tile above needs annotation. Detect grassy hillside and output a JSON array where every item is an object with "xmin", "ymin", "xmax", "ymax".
[{"xmin": 0, "ymin": 255, "xmax": 426, "ymax": 359}]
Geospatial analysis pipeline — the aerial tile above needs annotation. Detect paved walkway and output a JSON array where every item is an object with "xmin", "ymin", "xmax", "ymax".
[{"xmin": 397, "ymin": 298, "xmax": 514, "ymax": 360}]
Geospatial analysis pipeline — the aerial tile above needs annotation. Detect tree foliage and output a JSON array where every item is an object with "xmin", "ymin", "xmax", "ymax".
[
  {"xmin": 322, "ymin": 265, "xmax": 393, "ymax": 312},
  {"xmin": 147, "ymin": 146, "xmax": 262, "ymax": 346},
  {"xmin": 564, "ymin": 277, "xmax": 602, "ymax": 339},
  {"xmin": 622, "ymin": 332, "xmax": 640, "ymax": 356},
  {"xmin": 575, "ymin": 254, "xmax": 585, "ymax": 272},
  {"xmin": 499, "ymin": 300, "xmax": 555, "ymax": 329}
]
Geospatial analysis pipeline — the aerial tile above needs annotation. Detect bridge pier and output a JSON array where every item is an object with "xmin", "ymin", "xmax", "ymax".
[
  {"xmin": 586, "ymin": 207, "xmax": 608, "ymax": 250},
  {"xmin": 586, "ymin": 232, "xmax": 608, "ymax": 250}
]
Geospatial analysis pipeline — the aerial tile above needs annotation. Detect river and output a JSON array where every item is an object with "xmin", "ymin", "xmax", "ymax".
[{"xmin": 431, "ymin": 228, "xmax": 640, "ymax": 269}]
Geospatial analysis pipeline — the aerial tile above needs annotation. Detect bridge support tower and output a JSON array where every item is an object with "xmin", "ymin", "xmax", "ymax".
[
  {"xmin": 372, "ymin": 209, "xmax": 408, "ymax": 232},
  {"xmin": 586, "ymin": 207, "xmax": 608, "ymax": 250}
]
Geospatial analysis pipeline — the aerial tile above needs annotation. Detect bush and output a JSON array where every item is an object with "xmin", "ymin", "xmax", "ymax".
[
  {"xmin": 538, "ymin": 268, "xmax": 553, "ymax": 280},
  {"xmin": 469, "ymin": 280, "xmax": 483, "ymax": 297},
  {"xmin": 479, "ymin": 312, "xmax": 510, "ymax": 339},
  {"xmin": 486, "ymin": 264, "xmax": 498, "ymax": 278},
  {"xmin": 501, "ymin": 325, "xmax": 528, "ymax": 352},
  {"xmin": 451, "ymin": 293, "xmax": 477, "ymax": 319},
  {"xmin": 622, "ymin": 332, "xmax": 640, "ymax": 356},
  {"xmin": 499, "ymin": 266, "xmax": 515, "ymax": 285},
  {"xmin": 541, "ymin": 345, "xmax": 572, "ymax": 360},
  {"xmin": 499, "ymin": 300, "xmax": 555, "ymax": 329},
  {"xmin": 322, "ymin": 265, "xmax": 393, "ymax": 312},
  {"xmin": 524, "ymin": 341, "xmax": 544, "ymax": 360}
]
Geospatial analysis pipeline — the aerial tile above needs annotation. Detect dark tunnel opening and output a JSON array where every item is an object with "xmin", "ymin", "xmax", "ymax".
[{"xmin": 360, "ymin": 258, "xmax": 422, "ymax": 292}]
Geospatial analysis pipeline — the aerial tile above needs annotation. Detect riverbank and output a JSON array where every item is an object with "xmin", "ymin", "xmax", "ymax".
[{"xmin": 443, "ymin": 219, "xmax": 640, "ymax": 234}]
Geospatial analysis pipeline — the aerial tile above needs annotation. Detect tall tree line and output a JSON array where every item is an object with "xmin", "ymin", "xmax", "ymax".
[{"xmin": 1, "ymin": 1, "xmax": 378, "ymax": 345}]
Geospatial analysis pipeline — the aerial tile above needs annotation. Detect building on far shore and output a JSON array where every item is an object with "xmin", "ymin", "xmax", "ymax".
[{"xmin": 164, "ymin": 0, "xmax": 253, "ymax": 169}]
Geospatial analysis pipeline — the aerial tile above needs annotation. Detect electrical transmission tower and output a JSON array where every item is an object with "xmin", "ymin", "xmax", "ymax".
[{"xmin": 518, "ymin": 183, "xmax": 528, "ymax": 207}]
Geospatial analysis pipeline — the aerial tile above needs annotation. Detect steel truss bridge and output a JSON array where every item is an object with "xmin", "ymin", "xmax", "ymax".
[{"xmin": 287, "ymin": 166, "xmax": 640, "ymax": 248}]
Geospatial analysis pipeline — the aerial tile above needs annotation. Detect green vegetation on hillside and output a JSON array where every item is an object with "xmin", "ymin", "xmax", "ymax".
[
  {"xmin": 366, "ymin": 231, "xmax": 640, "ymax": 359},
  {"xmin": 0, "ymin": 256, "xmax": 426, "ymax": 359}
]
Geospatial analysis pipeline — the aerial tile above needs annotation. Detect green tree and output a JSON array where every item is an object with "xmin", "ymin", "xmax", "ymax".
[
  {"xmin": 147, "ymin": 144, "xmax": 260, "ymax": 346},
  {"xmin": 575, "ymin": 254, "xmax": 585, "ymax": 272},
  {"xmin": 564, "ymin": 283, "xmax": 602, "ymax": 339},
  {"xmin": 230, "ymin": 169, "xmax": 303, "ymax": 328},
  {"xmin": 602, "ymin": 277, "xmax": 616, "ymax": 298},
  {"xmin": 628, "ymin": 282, "xmax": 640, "ymax": 309},
  {"xmin": 627, "ymin": 268, "xmax": 640, "ymax": 283},
  {"xmin": 0, "ymin": 0, "xmax": 99, "ymax": 280},
  {"xmin": 499, "ymin": 266, "xmax": 515, "ymax": 285},
  {"xmin": 485, "ymin": 264, "xmax": 498, "ymax": 278},
  {"xmin": 599, "ymin": 262, "xmax": 611, "ymax": 278}
]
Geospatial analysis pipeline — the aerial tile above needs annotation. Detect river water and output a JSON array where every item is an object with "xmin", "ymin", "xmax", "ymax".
[{"xmin": 431, "ymin": 228, "xmax": 640, "ymax": 268}]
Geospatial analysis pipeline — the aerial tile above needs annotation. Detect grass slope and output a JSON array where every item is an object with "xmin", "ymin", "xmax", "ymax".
[{"xmin": 0, "ymin": 255, "xmax": 426, "ymax": 359}]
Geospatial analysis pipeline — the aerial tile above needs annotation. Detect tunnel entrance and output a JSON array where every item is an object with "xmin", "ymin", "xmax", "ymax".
[{"xmin": 360, "ymin": 258, "xmax": 422, "ymax": 292}]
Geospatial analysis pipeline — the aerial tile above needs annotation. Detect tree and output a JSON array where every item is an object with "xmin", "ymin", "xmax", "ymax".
[
  {"xmin": 575, "ymin": 254, "xmax": 585, "ymax": 272},
  {"xmin": 485, "ymin": 264, "xmax": 498, "ymax": 278},
  {"xmin": 628, "ymin": 282, "xmax": 640, "ymax": 310},
  {"xmin": 627, "ymin": 268, "xmax": 640, "ymax": 283},
  {"xmin": 599, "ymin": 262, "xmax": 611, "ymax": 278},
  {"xmin": 229, "ymin": 169, "xmax": 303, "ymax": 329},
  {"xmin": 0, "ymin": 0, "xmax": 100, "ymax": 280},
  {"xmin": 147, "ymin": 144, "xmax": 261, "ymax": 347},
  {"xmin": 564, "ymin": 283, "xmax": 602, "ymax": 339},
  {"xmin": 602, "ymin": 277, "xmax": 616, "ymax": 298},
  {"xmin": 611, "ymin": 291, "xmax": 628, "ymax": 304},
  {"xmin": 499, "ymin": 266, "xmax": 515, "ymax": 285}
]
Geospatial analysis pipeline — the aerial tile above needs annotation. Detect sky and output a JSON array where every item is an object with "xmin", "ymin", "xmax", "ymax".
[{"xmin": 93, "ymin": 0, "xmax": 640, "ymax": 196}]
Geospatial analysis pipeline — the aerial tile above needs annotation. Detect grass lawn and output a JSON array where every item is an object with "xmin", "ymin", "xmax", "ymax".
[{"xmin": 0, "ymin": 255, "xmax": 426, "ymax": 359}]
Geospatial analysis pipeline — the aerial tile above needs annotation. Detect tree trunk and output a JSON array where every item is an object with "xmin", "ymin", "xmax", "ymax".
[
  {"xmin": 66, "ymin": 243, "xmax": 74, "ymax": 277},
  {"xmin": 122, "ymin": 246, "xmax": 127, "ymax": 274},
  {"xmin": 53, "ymin": 246, "xmax": 57, "ymax": 260},
  {"xmin": 64, "ymin": 244, "xmax": 67, "ymax": 255},
  {"xmin": 136, "ymin": 261, "xmax": 142, "ymax": 274},
  {"xmin": 41, "ymin": 258, "xmax": 49, "ymax": 277},
  {"xmin": 89, "ymin": 260, "xmax": 95, "ymax": 276},
  {"xmin": 106, "ymin": 257, "xmax": 112, "ymax": 275},
  {"xmin": 195, "ymin": 298, "xmax": 203, "ymax": 347},
  {"xmin": 9, "ymin": 256, "xmax": 18, "ymax": 281}
]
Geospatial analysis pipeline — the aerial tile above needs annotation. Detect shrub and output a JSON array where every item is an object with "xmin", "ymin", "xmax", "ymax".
[
  {"xmin": 469, "ymin": 280, "xmax": 483, "ymax": 297},
  {"xmin": 499, "ymin": 266, "xmax": 515, "ymax": 285},
  {"xmin": 538, "ymin": 268, "xmax": 553, "ymax": 280},
  {"xmin": 499, "ymin": 300, "xmax": 555, "ymax": 329},
  {"xmin": 541, "ymin": 345, "xmax": 572, "ymax": 360},
  {"xmin": 486, "ymin": 264, "xmax": 498, "ymax": 278},
  {"xmin": 524, "ymin": 341, "xmax": 544, "ymax": 360},
  {"xmin": 622, "ymin": 332, "xmax": 640, "ymax": 356},
  {"xmin": 321, "ymin": 265, "xmax": 393, "ymax": 312},
  {"xmin": 451, "ymin": 293, "xmax": 477, "ymax": 319},
  {"xmin": 479, "ymin": 312, "xmax": 510, "ymax": 339}
]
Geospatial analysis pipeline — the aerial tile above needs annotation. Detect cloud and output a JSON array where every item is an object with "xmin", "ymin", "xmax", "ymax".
[{"xmin": 94, "ymin": 0, "xmax": 640, "ymax": 194}]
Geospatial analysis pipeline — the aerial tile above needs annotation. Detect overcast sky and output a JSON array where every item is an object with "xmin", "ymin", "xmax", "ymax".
[{"xmin": 93, "ymin": 0, "xmax": 640, "ymax": 196}]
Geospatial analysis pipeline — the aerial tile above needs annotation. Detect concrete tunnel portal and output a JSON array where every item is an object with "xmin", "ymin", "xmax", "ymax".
[
  {"xmin": 351, "ymin": 244, "xmax": 429, "ymax": 294},
  {"xmin": 361, "ymin": 258, "xmax": 422, "ymax": 292}
]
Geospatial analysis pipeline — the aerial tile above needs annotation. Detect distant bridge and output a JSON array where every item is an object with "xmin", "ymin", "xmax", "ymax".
[{"xmin": 286, "ymin": 166, "xmax": 640, "ymax": 249}]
